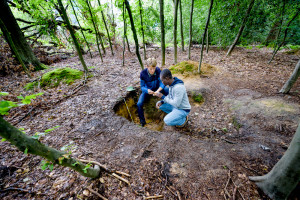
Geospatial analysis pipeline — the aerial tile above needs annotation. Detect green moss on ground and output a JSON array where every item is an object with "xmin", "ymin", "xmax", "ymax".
[
  {"xmin": 24, "ymin": 82, "xmax": 38, "ymax": 91},
  {"xmin": 169, "ymin": 61, "xmax": 217, "ymax": 77},
  {"xmin": 40, "ymin": 67, "xmax": 83, "ymax": 88},
  {"xmin": 192, "ymin": 92, "xmax": 204, "ymax": 103}
]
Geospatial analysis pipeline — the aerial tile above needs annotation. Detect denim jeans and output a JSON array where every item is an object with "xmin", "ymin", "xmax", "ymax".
[
  {"xmin": 137, "ymin": 87, "xmax": 169, "ymax": 124},
  {"xmin": 159, "ymin": 103, "xmax": 189, "ymax": 126}
]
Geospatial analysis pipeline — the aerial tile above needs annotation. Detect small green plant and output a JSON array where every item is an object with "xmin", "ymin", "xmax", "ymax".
[
  {"xmin": 32, "ymin": 125, "xmax": 60, "ymax": 140},
  {"xmin": 24, "ymin": 82, "xmax": 38, "ymax": 91},
  {"xmin": 40, "ymin": 160, "xmax": 54, "ymax": 171},
  {"xmin": 192, "ymin": 92, "xmax": 204, "ymax": 103},
  {"xmin": 61, "ymin": 141, "xmax": 77, "ymax": 155},
  {"xmin": 83, "ymin": 163, "xmax": 92, "ymax": 173},
  {"xmin": 232, "ymin": 117, "xmax": 242, "ymax": 130}
]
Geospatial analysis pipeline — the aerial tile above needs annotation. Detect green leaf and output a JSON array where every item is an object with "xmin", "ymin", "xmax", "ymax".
[
  {"xmin": 48, "ymin": 164, "xmax": 54, "ymax": 171},
  {"xmin": 17, "ymin": 95, "xmax": 24, "ymax": 100},
  {"xmin": 0, "ymin": 92, "xmax": 9, "ymax": 96},
  {"xmin": 1, "ymin": 138, "xmax": 7, "ymax": 142},
  {"xmin": 126, "ymin": 86, "xmax": 135, "ymax": 91},
  {"xmin": 0, "ymin": 100, "xmax": 18, "ymax": 115},
  {"xmin": 44, "ymin": 125, "xmax": 60, "ymax": 133},
  {"xmin": 22, "ymin": 93, "xmax": 44, "ymax": 105},
  {"xmin": 24, "ymin": 148, "xmax": 28, "ymax": 155}
]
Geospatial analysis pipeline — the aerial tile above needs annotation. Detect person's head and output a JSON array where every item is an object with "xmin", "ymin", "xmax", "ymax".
[
  {"xmin": 160, "ymin": 69, "xmax": 173, "ymax": 86},
  {"xmin": 146, "ymin": 57, "xmax": 157, "ymax": 75}
]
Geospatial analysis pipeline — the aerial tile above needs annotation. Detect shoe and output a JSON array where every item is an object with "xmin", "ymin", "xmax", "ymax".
[
  {"xmin": 175, "ymin": 116, "xmax": 189, "ymax": 128},
  {"xmin": 141, "ymin": 122, "xmax": 146, "ymax": 127}
]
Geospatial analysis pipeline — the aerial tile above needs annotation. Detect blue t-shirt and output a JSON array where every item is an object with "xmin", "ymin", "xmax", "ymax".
[{"xmin": 140, "ymin": 67, "xmax": 165, "ymax": 94}]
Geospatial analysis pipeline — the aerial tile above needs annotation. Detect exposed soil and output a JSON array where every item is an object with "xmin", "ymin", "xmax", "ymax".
[{"xmin": 1, "ymin": 45, "xmax": 300, "ymax": 199}]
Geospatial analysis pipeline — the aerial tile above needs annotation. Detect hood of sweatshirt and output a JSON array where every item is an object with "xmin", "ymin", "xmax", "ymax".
[{"xmin": 170, "ymin": 77, "xmax": 184, "ymax": 87}]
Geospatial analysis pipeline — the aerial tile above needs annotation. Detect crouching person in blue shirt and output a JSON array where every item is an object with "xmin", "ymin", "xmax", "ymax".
[
  {"xmin": 138, "ymin": 58, "xmax": 169, "ymax": 127},
  {"xmin": 154, "ymin": 69, "xmax": 191, "ymax": 127}
]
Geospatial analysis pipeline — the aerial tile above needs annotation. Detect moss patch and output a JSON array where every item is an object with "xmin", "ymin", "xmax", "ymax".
[
  {"xmin": 24, "ymin": 82, "xmax": 38, "ymax": 91},
  {"xmin": 169, "ymin": 61, "xmax": 217, "ymax": 77},
  {"xmin": 191, "ymin": 92, "xmax": 204, "ymax": 103},
  {"xmin": 40, "ymin": 67, "xmax": 83, "ymax": 88}
]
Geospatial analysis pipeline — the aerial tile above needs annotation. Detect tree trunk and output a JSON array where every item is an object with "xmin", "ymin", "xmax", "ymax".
[
  {"xmin": 159, "ymin": 0, "xmax": 166, "ymax": 66},
  {"xmin": 269, "ymin": 10, "xmax": 299, "ymax": 63},
  {"xmin": 0, "ymin": 117, "xmax": 100, "ymax": 178},
  {"xmin": 179, "ymin": 0, "xmax": 184, "ymax": 52},
  {"xmin": 0, "ymin": 18, "xmax": 31, "ymax": 77},
  {"xmin": 279, "ymin": 59, "xmax": 300, "ymax": 94},
  {"xmin": 226, "ymin": 0, "xmax": 255, "ymax": 56},
  {"xmin": 58, "ymin": 0, "xmax": 89, "ymax": 73},
  {"xmin": 124, "ymin": 0, "xmax": 144, "ymax": 70},
  {"xmin": 86, "ymin": 0, "xmax": 103, "ymax": 62},
  {"xmin": 111, "ymin": 0, "xmax": 116, "ymax": 41},
  {"xmin": 70, "ymin": 0, "xmax": 93, "ymax": 59},
  {"xmin": 138, "ymin": 0, "xmax": 146, "ymax": 60},
  {"xmin": 124, "ymin": 22, "xmax": 131, "ymax": 52},
  {"xmin": 122, "ymin": 1, "xmax": 125, "ymax": 66},
  {"xmin": 0, "ymin": 0, "xmax": 45, "ymax": 71},
  {"xmin": 250, "ymin": 122, "xmax": 300, "ymax": 199},
  {"xmin": 173, "ymin": 0, "xmax": 179, "ymax": 64},
  {"xmin": 198, "ymin": 0, "xmax": 213, "ymax": 73},
  {"xmin": 206, "ymin": 27, "xmax": 209, "ymax": 53},
  {"xmin": 188, "ymin": 0, "xmax": 194, "ymax": 60},
  {"xmin": 97, "ymin": 0, "xmax": 114, "ymax": 56}
]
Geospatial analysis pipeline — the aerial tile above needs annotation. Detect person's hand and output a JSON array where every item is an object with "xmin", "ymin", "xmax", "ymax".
[
  {"xmin": 156, "ymin": 101, "xmax": 162, "ymax": 109},
  {"xmin": 148, "ymin": 89, "xmax": 154, "ymax": 95},
  {"xmin": 154, "ymin": 91, "xmax": 163, "ymax": 98}
]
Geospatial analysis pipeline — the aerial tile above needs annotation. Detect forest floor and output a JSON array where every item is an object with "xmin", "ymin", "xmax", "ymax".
[{"xmin": 1, "ymin": 44, "xmax": 300, "ymax": 199}]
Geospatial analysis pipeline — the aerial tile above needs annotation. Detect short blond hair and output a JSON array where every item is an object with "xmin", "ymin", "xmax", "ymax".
[{"xmin": 146, "ymin": 57, "xmax": 157, "ymax": 68}]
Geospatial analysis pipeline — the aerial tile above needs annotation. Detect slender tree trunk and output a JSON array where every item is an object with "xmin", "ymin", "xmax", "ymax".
[
  {"xmin": 159, "ymin": 0, "xmax": 166, "ymax": 66},
  {"xmin": 122, "ymin": 1, "xmax": 125, "ymax": 66},
  {"xmin": 0, "ymin": 0, "xmax": 45, "ymax": 71},
  {"xmin": 124, "ymin": 0, "xmax": 144, "ymax": 69},
  {"xmin": 188, "ymin": 0, "xmax": 194, "ymax": 60},
  {"xmin": 111, "ymin": 0, "xmax": 116, "ymax": 41},
  {"xmin": 269, "ymin": 10, "xmax": 299, "ymax": 63},
  {"xmin": 0, "ymin": 117, "xmax": 100, "ymax": 178},
  {"xmin": 173, "ymin": 0, "xmax": 179, "ymax": 64},
  {"xmin": 138, "ymin": 0, "xmax": 146, "ymax": 60},
  {"xmin": 70, "ymin": 0, "xmax": 92, "ymax": 59},
  {"xmin": 250, "ymin": 122, "xmax": 300, "ymax": 199},
  {"xmin": 206, "ymin": 27, "xmax": 209, "ymax": 53},
  {"xmin": 58, "ymin": 0, "xmax": 89, "ymax": 73},
  {"xmin": 86, "ymin": 0, "xmax": 103, "ymax": 62},
  {"xmin": 97, "ymin": 0, "xmax": 114, "ymax": 56},
  {"xmin": 280, "ymin": 59, "xmax": 300, "ymax": 94},
  {"xmin": 198, "ymin": 0, "xmax": 213, "ymax": 73},
  {"xmin": 0, "ymin": 18, "xmax": 30, "ymax": 77},
  {"xmin": 179, "ymin": 0, "xmax": 184, "ymax": 51},
  {"xmin": 124, "ymin": 22, "xmax": 131, "ymax": 52},
  {"xmin": 226, "ymin": 0, "xmax": 255, "ymax": 56}
]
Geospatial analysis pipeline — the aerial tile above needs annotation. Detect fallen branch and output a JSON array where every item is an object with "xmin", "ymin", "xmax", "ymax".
[
  {"xmin": 86, "ymin": 186, "xmax": 108, "ymax": 200},
  {"xmin": 222, "ymin": 138, "xmax": 237, "ymax": 144},
  {"xmin": 144, "ymin": 195, "xmax": 164, "ymax": 199},
  {"xmin": 111, "ymin": 173, "xmax": 130, "ymax": 185}
]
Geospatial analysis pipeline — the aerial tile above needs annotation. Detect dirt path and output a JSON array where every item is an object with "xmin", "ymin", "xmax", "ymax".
[{"xmin": 1, "ymin": 46, "xmax": 299, "ymax": 199}]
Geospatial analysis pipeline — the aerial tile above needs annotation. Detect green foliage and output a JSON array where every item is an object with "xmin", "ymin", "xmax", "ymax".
[
  {"xmin": 17, "ymin": 93, "xmax": 44, "ymax": 105},
  {"xmin": 31, "ymin": 125, "xmax": 60, "ymax": 140},
  {"xmin": 41, "ymin": 160, "xmax": 54, "ymax": 171},
  {"xmin": 192, "ymin": 92, "xmax": 204, "ymax": 103},
  {"xmin": 24, "ymin": 82, "xmax": 38, "ymax": 91},
  {"xmin": 40, "ymin": 67, "xmax": 83, "ymax": 88},
  {"xmin": 83, "ymin": 163, "xmax": 92, "ymax": 173},
  {"xmin": 61, "ymin": 141, "xmax": 77, "ymax": 155},
  {"xmin": 169, "ymin": 61, "xmax": 197, "ymax": 74}
]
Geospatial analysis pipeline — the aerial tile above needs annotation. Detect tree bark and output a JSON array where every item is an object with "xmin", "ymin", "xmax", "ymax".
[
  {"xmin": 70, "ymin": 0, "xmax": 93, "ymax": 59},
  {"xmin": 0, "ymin": 117, "xmax": 100, "ymax": 178},
  {"xmin": 198, "ymin": 0, "xmax": 213, "ymax": 73},
  {"xmin": 226, "ymin": 0, "xmax": 255, "ymax": 56},
  {"xmin": 280, "ymin": 59, "xmax": 300, "ymax": 94},
  {"xmin": 269, "ymin": 10, "xmax": 299, "ymax": 63},
  {"xmin": 0, "ymin": 0, "xmax": 45, "ymax": 71},
  {"xmin": 97, "ymin": 0, "xmax": 114, "ymax": 56},
  {"xmin": 188, "ymin": 0, "xmax": 194, "ymax": 60},
  {"xmin": 122, "ymin": 1, "xmax": 126, "ymax": 66},
  {"xmin": 138, "ymin": 0, "xmax": 146, "ymax": 60},
  {"xmin": 86, "ymin": 0, "xmax": 103, "ymax": 62},
  {"xmin": 206, "ymin": 27, "xmax": 209, "ymax": 53},
  {"xmin": 179, "ymin": 0, "xmax": 184, "ymax": 51},
  {"xmin": 250, "ymin": 122, "xmax": 300, "ymax": 199},
  {"xmin": 159, "ymin": 0, "xmax": 166, "ymax": 66},
  {"xmin": 173, "ymin": 0, "xmax": 179, "ymax": 64},
  {"xmin": 57, "ymin": 0, "xmax": 88, "ymax": 73},
  {"xmin": 124, "ymin": 0, "xmax": 144, "ymax": 70}
]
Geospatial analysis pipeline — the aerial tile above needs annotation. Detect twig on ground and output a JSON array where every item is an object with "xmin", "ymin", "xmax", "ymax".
[
  {"xmin": 86, "ymin": 186, "xmax": 108, "ymax": 200},
  {"xmin": 0, "ymin": 187, "xmax": 46, "ymax": 195},
  {"xmin": 222, "ymin": 138, "xmax": 237, "ymax": 144},
  {"xmin": 232, "ymin": 179, "xmax": 246, "ymax": 200},
  {"xmin": 115, "ymin": 170, "xmax": 131, "ymax": 177},
  {"xmin": 242, "ymin": 165, "xmax": 259, "ymax": 174},
  {"xmin": 203, "ymin": 192, "xmax": 210, "ymax": 200},
  {"xmin": 176, "ymin": 190, "xmax": 182, "ymax": 200},
  {"xmin": 13, "ymin": 107, "xmax": 36, "ymax": 126},
  {"xmin": 111, "ymin": 173, "xmax": 130, "ymax": 185},
  {"xmin": 144, "ymin": 195, "xmax": 164, "ymax": 199}
]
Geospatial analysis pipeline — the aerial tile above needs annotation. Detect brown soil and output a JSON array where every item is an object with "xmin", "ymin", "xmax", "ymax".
[{"xmin": 0, "ymin": 45, "xmax": 300, "ymax": 199}]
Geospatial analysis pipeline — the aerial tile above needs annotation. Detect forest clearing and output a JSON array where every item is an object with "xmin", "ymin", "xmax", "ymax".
[{"xmin": 1, "ymin": 0, "xmax": 300, "ymax": 199}]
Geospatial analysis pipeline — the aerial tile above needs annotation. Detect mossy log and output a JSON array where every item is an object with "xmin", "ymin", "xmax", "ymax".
[{"xmin": 0, "ymin": 117, "xmax": 100, "ymax": 178}]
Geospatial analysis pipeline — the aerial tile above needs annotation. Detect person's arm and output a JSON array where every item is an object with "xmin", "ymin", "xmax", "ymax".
[
  {"xmin": 163, "ymin": 85, "xmax": 185, "ymax": 108},
  {"xmin": 140, "ymin": 79, "xmax": 149, "ymax": 94}
]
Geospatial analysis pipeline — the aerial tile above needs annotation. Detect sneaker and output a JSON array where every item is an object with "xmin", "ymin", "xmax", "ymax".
[{"xmin": 175, "ymin": 116, "xmax": 189, "ymax": 128}]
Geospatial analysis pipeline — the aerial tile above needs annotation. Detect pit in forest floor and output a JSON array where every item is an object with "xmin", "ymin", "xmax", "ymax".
[
  {"xmin": 113, "ymin": 89, "xmax": 205, "ymax": 131},
  {"xmin": 113, "ymin": 90, "xmax": 166, "ymax": 131}
]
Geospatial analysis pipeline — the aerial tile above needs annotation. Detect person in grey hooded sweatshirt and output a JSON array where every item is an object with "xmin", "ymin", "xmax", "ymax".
[{"xmin": 154, "ymin": 69, "xmax": 191, "ymax": 127}]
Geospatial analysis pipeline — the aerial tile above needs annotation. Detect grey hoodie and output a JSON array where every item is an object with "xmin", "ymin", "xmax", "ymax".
[{"xmin": 162, "ymin": 77, "xmax": 191, "ymax": 111}]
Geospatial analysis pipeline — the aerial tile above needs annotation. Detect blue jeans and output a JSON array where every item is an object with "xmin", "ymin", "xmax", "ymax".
[
  {"xmin": 137, "ymin": 87, "xmax": 169, "ymax": 124},
  {"xmin": 159, "ymin": 103, "xmax": 189, "ymax": 126}
]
